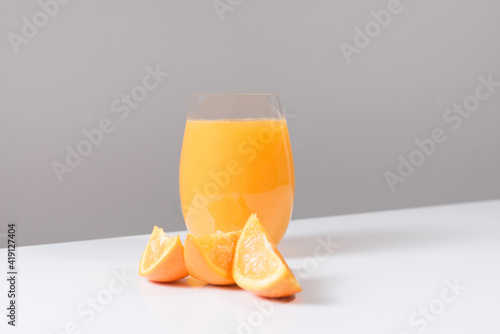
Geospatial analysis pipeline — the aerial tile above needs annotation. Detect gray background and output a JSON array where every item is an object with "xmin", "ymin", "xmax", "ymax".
[{"xmin": 1, "ymin": 0, "xmax": 499, "ymax": 246}]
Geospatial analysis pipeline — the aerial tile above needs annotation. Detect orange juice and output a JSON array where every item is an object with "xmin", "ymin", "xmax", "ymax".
[{"xmin": 179, "ymin": 119, "xmax": 294, "ymax": 244}]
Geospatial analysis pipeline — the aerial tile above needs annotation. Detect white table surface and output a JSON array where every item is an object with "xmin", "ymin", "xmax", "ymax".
[{"xmin": 2, "ymin": 200, "xmax": 499, "ymax": 334}]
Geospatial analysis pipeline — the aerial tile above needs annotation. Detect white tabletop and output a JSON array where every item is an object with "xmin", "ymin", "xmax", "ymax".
[{"xmin": 2, "ymin": 200, "xmax": 500, "ymax": 334}]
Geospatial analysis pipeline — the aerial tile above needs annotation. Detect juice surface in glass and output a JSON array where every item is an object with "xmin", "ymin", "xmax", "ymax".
[{"xmin": 179, "ymin": 118, "xmax": 294, "ymax": 244}]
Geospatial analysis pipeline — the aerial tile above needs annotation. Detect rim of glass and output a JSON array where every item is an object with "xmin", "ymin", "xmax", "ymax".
[{"xmin": 188, "ymin": 93, "xmax": 284, "ymax": 120}]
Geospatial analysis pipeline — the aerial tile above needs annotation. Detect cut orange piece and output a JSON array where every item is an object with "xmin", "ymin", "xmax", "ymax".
[
  {"xmin": 139, "ymin": 226, "xmax": 188, "ymax": 282},
  {"xmin": 233, "ymin": 214, "xmax": 302, "ymax": 298},
  {"xmin": 184, "ymin": 230, "xmax": 241, "ymax": 285}
]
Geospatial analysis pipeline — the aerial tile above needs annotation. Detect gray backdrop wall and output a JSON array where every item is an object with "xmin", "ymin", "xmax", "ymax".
[{"xmin": 1, "ymin": 0, "xmax": 499, "ymax": 246}]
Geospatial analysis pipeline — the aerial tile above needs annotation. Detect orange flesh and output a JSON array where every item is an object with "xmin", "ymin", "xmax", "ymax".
[
  {"xmin": 233, "ymin": 214, "xmax": 302, "ymax": 297},
  {"xmin": 143, "ymin": 232, "xmax": 172, "ymax": 271},
  {"xmin": 139, "ymin": 227, "xmax": 188, "ymax": 282},
  {"xmin": 184, "ymin": 230, "xmax": 241, "ymax": 285},
  {"xmin": 237, "ymin": 226, "xmax": 280, "ymax": 279},
  {"xmin": 197, "ymin": 231, "xmax": 240, "ymax": 273}
]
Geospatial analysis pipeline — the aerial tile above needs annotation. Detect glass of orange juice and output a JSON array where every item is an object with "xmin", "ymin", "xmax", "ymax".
[{"xmin": 179, "ymin": 94, "xmax": 294, "ymax": 244}]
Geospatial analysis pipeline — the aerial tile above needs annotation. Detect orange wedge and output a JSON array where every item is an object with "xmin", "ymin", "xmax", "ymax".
[
  {"xmin": 139, "ymin": 226, "xmax": 188, "ymax": 282},
  {"xmin": 233, "ymin": 214, "xmax": 302, "ymax": 298},
  {"xmin": 184, "ymin": 230, "xmax": 241, "ymax": 285}
]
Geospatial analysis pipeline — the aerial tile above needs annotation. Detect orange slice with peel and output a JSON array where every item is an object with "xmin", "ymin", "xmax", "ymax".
[
  {"xmin": 233, "ymin": 214, "xmax": 302, "ymax": 298},
  {"xmin": 139, "ymin": 226, "xmax": 188, "ymax": 282},
  {"xmin": 184, "ymin": 230, "xmax": 241, "ymax": 285}
]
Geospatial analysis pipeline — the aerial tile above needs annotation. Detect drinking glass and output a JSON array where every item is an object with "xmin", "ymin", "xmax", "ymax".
[{"xmin": 179, "ymin": 94, "xmax": 294, "ymax": 244}]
